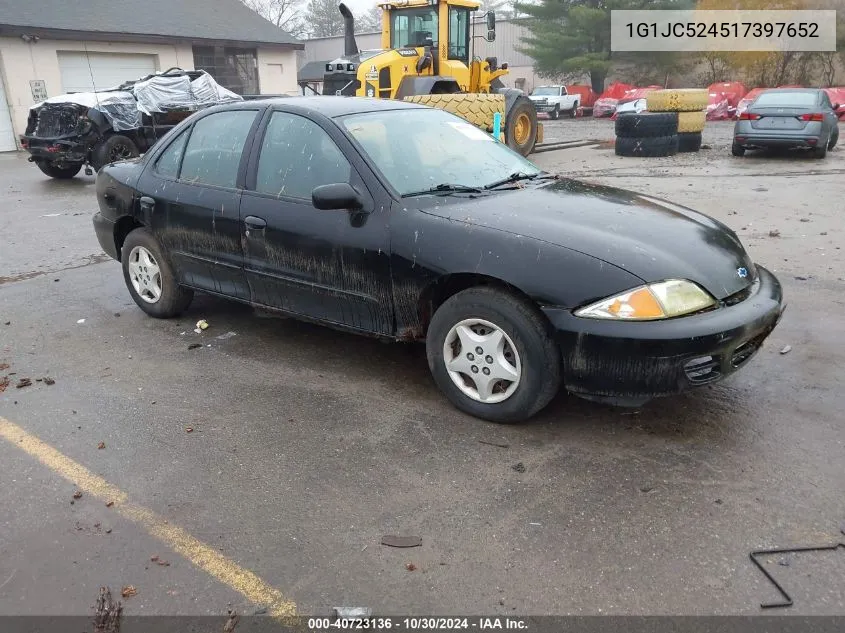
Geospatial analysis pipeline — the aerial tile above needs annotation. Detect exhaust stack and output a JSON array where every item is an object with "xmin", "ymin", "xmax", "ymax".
[{"xmin": 339, "ymin": 3, "xmax": 359, "ymax": 57}]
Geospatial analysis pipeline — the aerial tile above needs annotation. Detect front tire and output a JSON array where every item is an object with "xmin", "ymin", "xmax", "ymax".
[
  {"xmin": 121, "ymin": 228, "xmax": 193, "ymax": 318},
  {"xmin": 505, "ymin": 96, "xmax": 539, "ymax": 157},
  {"xmin": 425, "ymin": 287, "xmax": 561, "ymax": 424},
  {"xmin": 35, "ymin": 160, "xmax": 82, "ymax": 179},
  {"xmin": 92, "ymin": 134, "xmax": 140, "ymax": 170},
  {"xmin": 827, "ymin": 130, "xmax": 838, "ymax": 150},
  {"xmin": 549, "ymin": 105, "xmax": 560, "ymax": 120}
]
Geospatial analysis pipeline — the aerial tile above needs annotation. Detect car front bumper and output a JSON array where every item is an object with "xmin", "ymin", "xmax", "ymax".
[{"xmin": 542, "ymin": 264, "xmax": 785, "ymax": 405}]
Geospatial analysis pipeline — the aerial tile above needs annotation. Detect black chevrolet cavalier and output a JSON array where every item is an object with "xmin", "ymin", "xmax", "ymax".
[{"xmin": 92, "ymin": 96, "xmax": 785, "ymax": 423}]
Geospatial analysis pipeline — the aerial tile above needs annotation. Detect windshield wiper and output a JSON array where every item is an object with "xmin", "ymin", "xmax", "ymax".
[
  {"xmin": 402, "ymin": 183, "xmax": 485, "ymax": 197},
  {"xmin": 483, "ymin": 171, "xmax": 557, "ymax": 190}
]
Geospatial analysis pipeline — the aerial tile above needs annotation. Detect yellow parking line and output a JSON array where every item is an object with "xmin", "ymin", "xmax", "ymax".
[{"xmin": 0, "ymin": 416, "xmax": 296, "ymax": 618}]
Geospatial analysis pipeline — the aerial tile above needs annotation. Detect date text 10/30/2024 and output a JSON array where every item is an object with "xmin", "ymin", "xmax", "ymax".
[{"xmin": 307, "ymin": 618, "xmax": 529, "ymax": 630}]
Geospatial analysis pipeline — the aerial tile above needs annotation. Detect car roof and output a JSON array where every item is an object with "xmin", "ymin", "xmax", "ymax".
[
  {"xmin": 210, "ymin": 95, "xmax": 429, "ymax": 118},
  {"xmin": 757, "ymin": 88, "xmax": 821, "ymax": 95}
]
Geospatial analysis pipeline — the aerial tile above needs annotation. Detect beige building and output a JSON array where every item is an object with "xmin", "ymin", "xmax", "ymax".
[
  {"xmin": 298, "ymin": 17, "xmax": 544, "ymax": 95},
  {"xmin": 0, "ymin": 0, "xmax": 304, "ymax": 152}
]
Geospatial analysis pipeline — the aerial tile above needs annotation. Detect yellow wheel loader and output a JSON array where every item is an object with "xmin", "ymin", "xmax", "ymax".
[{"xmin": 322, "ymin": 0, "xmax": 542, "ymax": 156}]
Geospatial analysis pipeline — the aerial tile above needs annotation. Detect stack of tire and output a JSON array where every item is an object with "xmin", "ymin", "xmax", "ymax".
[
  {"xmin": 646, "ymin": 89, "xmax": 709, "ymax": 153},
  {"xmin": 614, "ymin": 88, "xmax": 709, "ymax": 157},
  {"xmin": 614, "ymin": 111, "xmax": 680, "ymax": 157}
]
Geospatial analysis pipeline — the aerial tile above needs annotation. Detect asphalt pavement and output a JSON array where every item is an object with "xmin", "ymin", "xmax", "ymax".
[{"xmin": 1, "ymin": 130, "xmax": 844, "ymax": 620}]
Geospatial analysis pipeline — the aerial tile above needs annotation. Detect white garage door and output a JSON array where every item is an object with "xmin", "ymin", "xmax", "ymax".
[
  {"xmin": 58, "ymin": 51, "xmax": 157, "ymax": 93},
  {"xmin": 0, "ymin": 72, "xmax": 16, "ymax": 152}
]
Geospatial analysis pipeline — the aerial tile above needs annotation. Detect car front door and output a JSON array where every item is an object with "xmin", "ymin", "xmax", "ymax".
[
  {"xmin": 239, "ymin": 108, "xmax": 394, "ymax": 335},
  {"xmin": 135, "ymin": 107, "xmax": 261, "ymax": 300}
]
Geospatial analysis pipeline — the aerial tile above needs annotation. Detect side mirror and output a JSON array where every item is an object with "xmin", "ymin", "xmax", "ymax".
[
  {"xmin": 312, "ymin": 183, "xmax": 364, "ymax": 211},
  {"xmin": 486, "ymin": 11, "xmax": 496, "ymax": 31},
  {"xmin": 833, "ymin": 103, "xmax": 840, "ymax": 110},
  {"xmin": 487, "ymin": 29, "xmax": 496, "ymax": 41}
]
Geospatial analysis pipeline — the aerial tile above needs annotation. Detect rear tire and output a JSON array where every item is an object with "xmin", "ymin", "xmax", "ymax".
[
  {"xmin": 35, "ymin": 160, "xmax": 82, "ymax": 179},
  {"xmin": 121, "ymin": 228, "xmax": 193, "ymax": 318},
  {"xmin": 677, "ymin": 132, "xmax": 703, "ymax": 153},
  {"xmin": 569, "ymin": 101, "xmax": 579, "ymax": 118},
  {"xmin": 828, "ymin": 130, "xmax": 838, "ymax": 149},
  {"xmin": 504, "ymin": 95, "xmax": 539, "ymax": 157},
  {"xmin": 615, "ymin": 134, "xmax": 678, "ymax": 157},
  {"xmin": 731, "ymin": 142, "xmax": 746, "ymax": 157},
  {"xmin": 425, "ymin": 287, "xmax": 561, "ymax": 424},
  {"xmin": 615, "ymin": 112, "xmax": 679, "ymax": 138},
  {"xmin": 812, "ymin": 141, "xmax": 827, "ymax": 158}
]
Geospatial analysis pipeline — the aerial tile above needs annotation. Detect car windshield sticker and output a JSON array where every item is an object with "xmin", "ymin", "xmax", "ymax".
[{"xmin": 446, "ymin": 121, "xmax": 493, "ymax": 142}]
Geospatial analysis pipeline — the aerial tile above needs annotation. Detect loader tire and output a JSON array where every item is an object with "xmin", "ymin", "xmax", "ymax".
[
  {"xmin": 504, "ymin": 95, "xmax": 538, "ymax": 156},
  {"xmin": 677, "ymin": 111, "xmax": 706, "ymax": 133},
  {"xmin": 403, "ymin": 93, "xmax": 504, "ymax": 130},
  {"xmin": 646, "ymin": 89, "xmax": 709, "ymax": 113},
  {"xmin": 614, "ymin": 111, "xmax": 678, "ymax": 138},
  {"xmin": 678, "ymin": 132, "xmax": 703, "ymax": 153},
  {"xmin": 615, "ymin": 134, "xmax": 679, "ymax": 157}
]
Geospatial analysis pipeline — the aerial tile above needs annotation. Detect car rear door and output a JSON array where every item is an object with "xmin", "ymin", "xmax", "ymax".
[
  {"xmin": 135, "ymin": 107, "xmax": 262, "ymax": 300},
  {"xmin": 239, "ymin": 107, "xmax": 394, "ymax": 335}
]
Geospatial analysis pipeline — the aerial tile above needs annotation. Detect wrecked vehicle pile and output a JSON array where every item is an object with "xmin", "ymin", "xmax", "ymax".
[{"xmin": 19, "ymin": 68, "xmax": 242, "ymax": 179}]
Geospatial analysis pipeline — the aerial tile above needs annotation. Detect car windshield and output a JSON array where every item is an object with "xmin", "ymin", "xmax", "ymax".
[
  {"xmin": 339, "ymin": 108, "xmax": 542, "ymax": 196},
  {"xmin": 753, "ymin": 92, "xmax": 817, "ymax": 107},
  {"xmin": 532, "ymin": 87, "xmax": 559, "ymax": 96}
]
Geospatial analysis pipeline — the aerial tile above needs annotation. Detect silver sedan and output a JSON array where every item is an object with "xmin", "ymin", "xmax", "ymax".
[{"xmin": 732, "ymin": 88, "xmax": 840, "ymax": 158}]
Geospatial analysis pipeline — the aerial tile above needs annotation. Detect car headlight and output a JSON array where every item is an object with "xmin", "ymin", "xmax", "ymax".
[{"xmin": 574, "ymin": 280, "xmax": 716, "ymax": 320}]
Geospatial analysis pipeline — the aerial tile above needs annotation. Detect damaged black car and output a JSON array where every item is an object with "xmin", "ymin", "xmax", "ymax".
[
  {"xmin": 20, "ymin": 68, "xmax": 241, "ymax": 179},
  {"xmin": 92, "ymin": 96, "xmax": 786, "ymax": 424}
]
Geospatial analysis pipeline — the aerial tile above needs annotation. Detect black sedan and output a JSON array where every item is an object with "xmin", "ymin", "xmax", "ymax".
[{"xmin": 92, "ymin": 96, "xmax": 785, "ymax": 423}]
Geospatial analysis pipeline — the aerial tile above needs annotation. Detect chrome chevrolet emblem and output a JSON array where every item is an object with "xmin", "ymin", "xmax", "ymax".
[{"xmin": 737, "ymin": 267, "xmax": 748, "ymax": 278}]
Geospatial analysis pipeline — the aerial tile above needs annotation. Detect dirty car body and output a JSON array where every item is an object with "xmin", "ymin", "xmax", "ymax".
[
  {"xmin": 733, "ymin": 88, "xmax": 840, "ymax": 156},
  {"xmin": 92, "ymin": 96, "xmax": 785, "ymax": 422}
]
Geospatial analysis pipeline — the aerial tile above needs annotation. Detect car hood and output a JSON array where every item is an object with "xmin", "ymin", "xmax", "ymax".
[{"xmin": 419, "ymin": 178, "xmax": 756, "ymax": 300}]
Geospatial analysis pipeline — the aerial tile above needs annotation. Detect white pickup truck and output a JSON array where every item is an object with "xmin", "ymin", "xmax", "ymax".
[{"xmin": 528, "ymin": 85, "xmax": 580, "ymax": 119}]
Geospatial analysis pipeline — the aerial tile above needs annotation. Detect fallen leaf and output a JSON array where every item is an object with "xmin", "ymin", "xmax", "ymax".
[
  {"xmin": 187, "ymin": 343, "xmax": 202, "ymax": 350},
  {"xmin": 105, "ymin": 501, "xmax": 114, "ymax": 508},
  {"xmin": 0, "ymin": 377, "xmax": 9, "ymax": 394},
  {"xmin": 0, "ymin": 363, "xmax": 9, "ymax": 371},
  {"xmin": 43, "ymin": 377, "xmax": 55, "ymax": 385},
  {"xmin": 185, "ymin": 427, "xmax": 194, "ymax": 433},
  {"xmin": 780, "ymin": 345, "xmax": 792, "ymax": 355},
  {"xmin": 121, "ymin": 586, "xmax": 137, "ymax": 598},
  {"xmin": 73, "ymin": 491, "xmax": 82, "ymax": 499},
  {"xmin": 16, "ymin": 378, "xmax": 32, "ymax": 389},
  {"xmin": 98, "ymin": 442, "xmax": 106, "ymax": 450},
  {"xmin": 405, "ymin": 563, "xmax": 417, "ymax": 571}
]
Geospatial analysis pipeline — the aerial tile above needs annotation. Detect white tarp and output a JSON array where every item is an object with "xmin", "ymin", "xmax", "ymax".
[{"xmin": 30, "ymin": 70, "xmax": 242, "ymax": 132}]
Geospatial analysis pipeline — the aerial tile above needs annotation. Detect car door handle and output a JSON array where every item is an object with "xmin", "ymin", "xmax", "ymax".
[{"xmin": 244, "ymin": 216, "xmax": 267, "ymax": 230}]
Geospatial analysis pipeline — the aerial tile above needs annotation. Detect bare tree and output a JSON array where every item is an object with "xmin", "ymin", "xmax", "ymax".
[
  {"xmin": 242, "ymin": 0, "xmax": 308, "ymax": 38},
  {"xmin": 355, "ymin": 6, "xmax": 384, "ymax": 33},
  {"xmin": 303, "ymin": 0, "xmax": 347, "ymax": 37}
]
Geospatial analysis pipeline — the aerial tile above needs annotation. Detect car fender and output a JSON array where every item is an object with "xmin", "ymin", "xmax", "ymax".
[{"xmin": 388, "ymin": 208, "xmax": 644, "ymax": 336}]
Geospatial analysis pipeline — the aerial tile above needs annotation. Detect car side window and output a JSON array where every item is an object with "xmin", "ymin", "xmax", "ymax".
[
  {"xmin": 179, "ymin": 110, "xmax": 257, "ymax": 188},
  {"xmin": 255, "ymin": 111, "xmax": 352, "ymax": 200},
  {"xmin": 154, "ymin": 128, "xmax": 189, "ymax": 179}
]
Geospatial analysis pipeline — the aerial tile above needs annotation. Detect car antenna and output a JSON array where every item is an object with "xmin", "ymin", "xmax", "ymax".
[{"xmin": 83, "ymin": 43, "xmax": 100, "ymax": 176}]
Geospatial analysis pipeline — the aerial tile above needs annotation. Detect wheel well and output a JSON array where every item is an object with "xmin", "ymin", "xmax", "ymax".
[
  {"xmin": 417, "ymin": 273, "xmax": 542, "ymax": 337},
  {"xmin": 113, "ymin": 216, "xmax": 144, "ymax": 261},
  {"xmin": 430, "ymin": 80, "xmax": 461, "ymax": 94}
]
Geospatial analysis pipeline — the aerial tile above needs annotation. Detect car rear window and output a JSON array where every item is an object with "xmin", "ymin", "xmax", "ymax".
[{"xmin": 753, "ymin": 92, "xmax": 817, "ymax": 107}]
